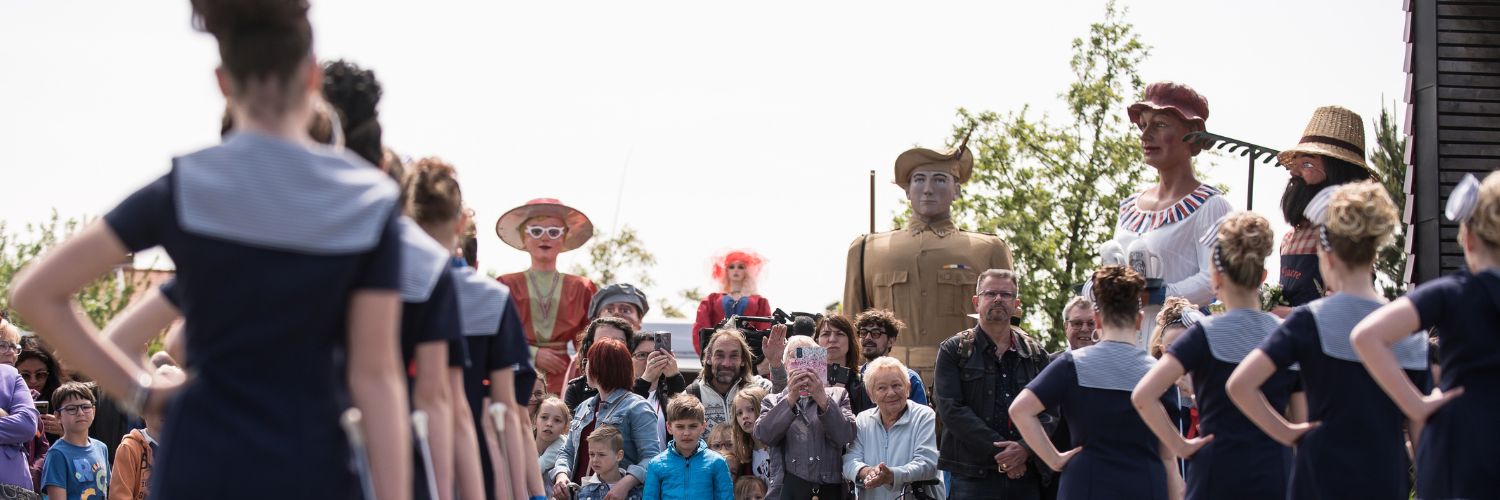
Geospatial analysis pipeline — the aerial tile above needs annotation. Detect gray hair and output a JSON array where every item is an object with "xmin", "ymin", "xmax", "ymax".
[
  {"xmin": 976, "ymin": 269, "xmax": 1021, "ymax": 295},
  {"xmin": 1062, "ymin": 296, "xmax": 1093, "ymax": 318},
  {"xmin": 861, "ymin": 356, "xmax": 911, "ymax": 398}
]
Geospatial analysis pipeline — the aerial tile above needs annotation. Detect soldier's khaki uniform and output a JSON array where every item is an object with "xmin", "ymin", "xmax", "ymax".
[{"xmin": 843, "ymin": 218, "xmax": 1012, "ymax": 385}]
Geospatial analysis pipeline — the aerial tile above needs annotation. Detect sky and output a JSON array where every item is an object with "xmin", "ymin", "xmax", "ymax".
[{"xmin": 0, "ymin": 0, "xmax": 1408, "ymax": 325}]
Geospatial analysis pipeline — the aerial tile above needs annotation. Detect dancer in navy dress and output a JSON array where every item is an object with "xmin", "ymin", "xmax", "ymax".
[
  {"xmin": 1011, "ymin": 266, "xmax": 1183, "ymax": 500},
  {"xmin": 9, "ymin": 1, "xmax": 414, "ymax": 498},
  {"xmin": 1228, "ymin": 182, "xmax": 1425, "ymax": 500},
  {"xmin": 1133, "ymin": 212, "xmax": 1299, "ymax": 500},
  {"xmin": 1353, "ymin": 171, "xmax": 1500, "ymax": 500},
  {"xmin": 451, "ymin": 248, "xmax": 540, "ymax": 499}
]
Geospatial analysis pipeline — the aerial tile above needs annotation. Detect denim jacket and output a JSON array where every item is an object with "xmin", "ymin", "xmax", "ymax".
[
  {"xmin": 577, "ymin": 468, "xmax": 642, "ymax": 500},
  {"xmin": 934, "ymin": 326, "xmax": 1055, "ymax": 479},
  {"xmin": 554, "ymin": 388, "xmax": 662, "ymax": 484}
]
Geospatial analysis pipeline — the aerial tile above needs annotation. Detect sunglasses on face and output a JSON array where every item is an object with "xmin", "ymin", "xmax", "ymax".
[{"xmin": 525, "ymin": 225, "xmax": 566, "ymax": 240}]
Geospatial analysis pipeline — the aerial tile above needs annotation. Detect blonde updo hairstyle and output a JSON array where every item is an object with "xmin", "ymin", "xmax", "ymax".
[
  {"xmin": 1150, "ymin": 297, "xmax": 1196, "ymax": 359},
  {"xmin": 1323, "ymin": 181, "xmax": 1398, "ymax": 266},
  {"xmin": 1092, "ymin": 265, "xmax": 1146, "ymax": 329},
  {"xmin": 1462, "ymin": 172, "xmax": 1500, "ymax": 252},
  {"xmin": 1214, "ymin": 211, "xmax": 1275, "ymax": 289}
]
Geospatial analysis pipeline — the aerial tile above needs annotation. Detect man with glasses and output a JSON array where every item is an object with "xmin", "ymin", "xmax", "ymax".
[
  {"xmin": 853, "ymin": 309, "xmax": 927, "ymax": 405},
  {"xmin": 1059, "ymin": 296, "xmax": 1097, "ymax": 354},
  {"xmin": 934, "ymin": 269, "xmax": 1053, "ymax": 500}
]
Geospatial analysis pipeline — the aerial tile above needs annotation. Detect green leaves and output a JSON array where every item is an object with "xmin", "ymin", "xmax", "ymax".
[
  {"xmin": 0, "ymin": 211, "xmax": 151, "ymax": 332},
  {"xmin": 1371, "ymin": 103, "xmax": 1409, "ymax": 299}
]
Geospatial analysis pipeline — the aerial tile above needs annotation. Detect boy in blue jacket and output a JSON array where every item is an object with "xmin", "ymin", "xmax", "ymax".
[{"xmin": 643, "ymin": 395, "xmax": 733, "ymax": 500}]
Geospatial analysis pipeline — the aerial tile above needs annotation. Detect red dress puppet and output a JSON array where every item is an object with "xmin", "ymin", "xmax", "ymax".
[
  {"xmin": 691, "ymin": 250, "xmax": 772, "ymax": 355},
  {"xmin": 495, "ymin": 198, "xmax": 599, "ymax": 395}
]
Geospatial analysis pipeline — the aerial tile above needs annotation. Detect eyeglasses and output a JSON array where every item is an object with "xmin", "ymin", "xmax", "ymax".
[
  {"xmin": 856, "ymin": 327, "xmax": 888, "ymax": 339},
  {"xmin": 709, "ymin": 441, "xmax": 734, "ymax": 451},
  {"xmin": 60, "ymin": 404, "xmax": 96, "ymax": 415},
  {"xmin": 525, "ymin": 225, "xmax": 566, "ymax": 240},
  {"xmin": 976, "ymin": 290, "xmax": 1017, "ymax": 300},
  {"xmin": 0, "ymin": 342, "xmax": 19, "ymax": 352},
  {"xmin": 632, "ymin": 351, "xmax": 653, "ymax": 361},
  {"xmin": 1065, "ymin": 320, "xmax": 1096, "ymax": 330}
]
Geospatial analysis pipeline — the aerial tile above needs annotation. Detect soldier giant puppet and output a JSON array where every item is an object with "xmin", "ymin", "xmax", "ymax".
[{"xmin": 843, "ymin": 132, "xmax": 1014, "ymax": 384}]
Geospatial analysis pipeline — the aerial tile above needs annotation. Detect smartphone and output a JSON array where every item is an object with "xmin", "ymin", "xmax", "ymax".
[
  {"xmin": 789, "ymin": 346, "xmax": 829, "ymax": 395},
  {"xmin": 35, "ymin": 401, "xmax": 49, "ymax": 414},
  {"xmin": 652, "ymin": 331, "xmax": 672, "ymax": 352},
  {"xmin": 827, "ymin": 364, "xmax": 852, "ymax": 387}
]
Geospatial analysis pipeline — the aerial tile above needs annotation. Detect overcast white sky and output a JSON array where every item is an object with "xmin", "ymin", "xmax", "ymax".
[{"xmin": 0, "ymin": 0, "xmax": 1407, "ymax": 323}]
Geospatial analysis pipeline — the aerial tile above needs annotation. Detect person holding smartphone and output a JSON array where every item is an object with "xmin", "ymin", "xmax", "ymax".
[
  {"xmin": 632, "ymin": 332, "xmax": 686, "ymax": 449},
  {"xmin": 753, "ymin": 336, "xmax": 856, "ymax": 499}
]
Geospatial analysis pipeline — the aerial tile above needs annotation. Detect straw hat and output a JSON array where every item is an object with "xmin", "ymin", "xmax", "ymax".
[
  {"xmin": 894, "ymin": 129, "xmax": 975, "ymax": 189},
  {"xmin": 1276, "ymin": 106, "xmax": 1376, "ymax": 179},
  {"xmin": 494, "ymin": 198, "xmax": 594, "ymax": 252}
]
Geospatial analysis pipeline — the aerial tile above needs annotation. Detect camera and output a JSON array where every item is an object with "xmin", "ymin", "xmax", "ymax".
[{"xmin": 698, "ymin": 308, "xmax": 822, "ymax": 365}]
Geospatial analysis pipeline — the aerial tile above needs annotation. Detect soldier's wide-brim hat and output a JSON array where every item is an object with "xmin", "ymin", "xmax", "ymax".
[
  {"xmin": 1276, "ymin": 105, "xmax": 1378, "ymax": 179},
  {"xmin": 495, "ymin": 198, "xmax": 594, "ymax": 252},
  {"xmin": 894, "ymin": 143, "xmax": 974, "ymax": 190},
  {"xmin": 1127, "ymin": 81, "xmax": 1209, "ymax": 127}
]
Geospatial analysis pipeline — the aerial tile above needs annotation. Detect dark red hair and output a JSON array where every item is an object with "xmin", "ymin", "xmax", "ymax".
[{"xmin": 586, "ymin": 338, "xmax": 634, "ymax": 393}]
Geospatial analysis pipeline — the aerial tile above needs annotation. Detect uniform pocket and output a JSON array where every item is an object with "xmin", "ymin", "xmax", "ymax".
[
  {"xmin": 874, "ymin": 271, "xmax": 909, "ymax": 309},
  {"xmin": 937, "ymin": 269, "xmax": 979, "ymax": 315}
]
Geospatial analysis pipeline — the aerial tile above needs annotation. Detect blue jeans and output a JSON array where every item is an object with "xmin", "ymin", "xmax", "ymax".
[{"xmin": 948, "ymin": 472, "xmax": 1041, "ymax": 500}]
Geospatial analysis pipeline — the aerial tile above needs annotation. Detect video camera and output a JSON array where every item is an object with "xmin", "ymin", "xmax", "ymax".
[{"xmin": 698, "ymin": 308, "xmax": 822, "ymax": 365}]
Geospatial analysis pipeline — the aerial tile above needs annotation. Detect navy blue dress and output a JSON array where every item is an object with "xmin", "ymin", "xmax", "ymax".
[
  {"xmin": 104, "ymin": 133, "xmax": 402, "ymax": 499},
  {"xmin": 1258, "ymin": 294, "xmax": 1428, "ymax": 500},
  {"xmin": 1406, "ymin": 268, "xmax": 1500, "ymax": 499},
  {"xmin": 1026, "ymin": 341, "xmax": 1173, "ymax": 500},
  {"xmin": 450, "ymin": 263, "xmax": 533, "ymax": 499},
  {"xmin": 1166, "ymin": 309, "xmax": 1295, "ymax": 500},
  {"xmin": 396, "ymin": 219, "xmax": 468, "ymax": 500}
]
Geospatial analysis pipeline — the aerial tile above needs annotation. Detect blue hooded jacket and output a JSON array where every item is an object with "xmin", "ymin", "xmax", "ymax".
[{"xmin": 642, "ymin": 439, "xmax": 733, "ymax": 500}]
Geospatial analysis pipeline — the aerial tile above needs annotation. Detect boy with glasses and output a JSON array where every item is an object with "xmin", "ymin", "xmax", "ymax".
[{"xmin": 42, "ymin": 381, "xmax": 109, "ymax": 499}]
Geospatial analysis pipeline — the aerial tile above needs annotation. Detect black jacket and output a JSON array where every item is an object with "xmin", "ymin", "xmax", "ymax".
[
  {"xmin": 934, "ymin": 326, "xmax": 1056, "ymax": 480},
  {"xmin": 563, "ymin": 371, "xmax": 688, "ymax": 412}
]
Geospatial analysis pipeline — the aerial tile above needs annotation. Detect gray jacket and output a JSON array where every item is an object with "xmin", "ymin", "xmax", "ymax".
[{"xmin": 753, "ymin": 387, "xmax": 857, "ymax": 495}]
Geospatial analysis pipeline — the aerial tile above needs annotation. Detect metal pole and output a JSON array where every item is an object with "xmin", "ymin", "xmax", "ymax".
[
  {"xmin": 1246, "ymin": 156, "xmax": 1255, "ymax": 211},
  {"xmin": 869, "ymin": 170, "xmax": 876, "ymax": 233}
]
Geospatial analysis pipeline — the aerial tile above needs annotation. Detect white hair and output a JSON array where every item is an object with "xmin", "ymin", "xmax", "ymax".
[
  {"xmin": 782, "ymin": 335, "xmax": 819, "ymax": 366},
  {"xmin": 861, "ymin": 356, "xmax": 911, "ymax": 397}
]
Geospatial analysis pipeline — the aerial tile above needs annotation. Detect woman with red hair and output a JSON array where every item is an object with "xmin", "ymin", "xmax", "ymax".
[{"xmin": 692, "ymin": 250, "xmax": 773, "ymax": 356}]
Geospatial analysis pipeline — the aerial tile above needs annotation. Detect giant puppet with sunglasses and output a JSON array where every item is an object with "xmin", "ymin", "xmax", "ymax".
[{"xmin": 496, "ymin": 199, "xmax": 600, "ymax": 395}]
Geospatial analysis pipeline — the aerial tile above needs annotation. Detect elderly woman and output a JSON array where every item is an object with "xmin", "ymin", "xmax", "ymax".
[
  {"xmin": 0, "ymin": 317, "xmax": 38, "ymax": 496},
  {"xmin": 553, "ymin": 338, "xmax": 661, "ymax": 499},
  {"xmin": 753, "ymin": 335, "xmax": 856, "ymax": 499},
  {"xmin": 842, "ymin": 357, "xmax": 939, "ymax": 500}
]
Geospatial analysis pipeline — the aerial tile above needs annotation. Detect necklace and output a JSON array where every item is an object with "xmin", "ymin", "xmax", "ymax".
[{"xmin": 528, "ymin": 269, "xmax": 562, "ymax": 320}]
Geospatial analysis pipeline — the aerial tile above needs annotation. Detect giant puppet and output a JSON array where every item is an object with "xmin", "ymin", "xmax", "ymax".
[
  {"xmin": 843, "ymin": 133, "xmax": 1013, "ymax": 384},
  {"xmin": 496, "ymin": 198, "xmax": 599, "ymax": 395}
]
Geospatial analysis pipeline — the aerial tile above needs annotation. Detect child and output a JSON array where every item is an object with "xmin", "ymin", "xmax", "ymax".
[
  {"xmin": 534, "ymin": 396, "xmax": 571, "ymax": 487},
  {"xmin": 41, "ymin": 382, "xmax": 110, "ymax": 500},
  {"xmin": 643, "ymin": 395, "xmax": 733, "ymax": 500},
  {"xmin": 109, "ymin": 365, "xmax": 183, "ymax": 500},
  {"xmin": 706, "ymin": 423, "xmax": 745, "ymax": 480},
  {"xmin": 577, "ymin": 426, "xmax": 641, "ymax": 500},
  {"xmin": 730, "ymin": 387, "xmax": 771, "ymax": 481},
  {"xmin": 733, "ymin": 476, "xmax": 767, "ymax": 500}
]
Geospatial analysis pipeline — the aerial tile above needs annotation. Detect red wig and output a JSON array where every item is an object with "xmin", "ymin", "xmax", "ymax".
[
  {"xmin": 712, "ymin": 249, "xmax": 765, "ymax": 293},
  {"xmin": 585, "ymin": 338, "xmax": 634, "ymax": 393}
]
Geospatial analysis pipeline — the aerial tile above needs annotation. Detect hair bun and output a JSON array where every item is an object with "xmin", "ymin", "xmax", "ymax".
[
  {"xmin": 192, "ymin": 0, "xmax": 309, "ymax": 40},
  {"xmin": 404, "ymin": 157, "xmax": 463, "ymax": 227},
  {"xmin": 1324, "ymin": 182, "xmax": 1398, "ymax": 264},
  {"xmin": 1092, "ymin": 265, "xmax": 1145, "ymax": 327},
  {"xmin": 1216, "ymin": 211, "xmax": 1274, "ymax": 288}
]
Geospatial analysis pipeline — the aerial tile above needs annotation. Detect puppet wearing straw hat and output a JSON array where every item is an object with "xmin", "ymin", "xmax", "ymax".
[
  {"xmin": 495, "ymin": 198, "xmax": 599, "ymax": 395},
  {"xmin": 1274, "ymin": 105, "xmax": 1377, "ymax": 311},
  {"xmin": 842, "ymin": 131, "xmax": 1014, "ymax": 386}
]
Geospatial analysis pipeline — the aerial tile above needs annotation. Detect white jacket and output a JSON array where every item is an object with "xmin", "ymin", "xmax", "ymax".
[{"xmin": 841, "ymin": 400, "xmax": 942, "ymax": 500}]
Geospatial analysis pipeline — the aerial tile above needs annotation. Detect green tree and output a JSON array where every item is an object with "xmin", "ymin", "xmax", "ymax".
[
  {"xmin": 906, "ymin": 2, "xmax": 1151, "ymax": 349},
  {"xmin": 0, "ymin": 212, "xmax": 151, "ymax": 330},
  {"xmin": 570, "ymin": 225, "xmax": 698, "ymax": 319},
  {"xmin": 1371, "ymin": 103, "xmax": 1409, "ymax": 299}
]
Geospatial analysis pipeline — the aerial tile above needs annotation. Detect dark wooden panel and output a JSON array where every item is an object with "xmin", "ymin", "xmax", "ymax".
[
  {"xmin": 1440, "ymin": 86, "xmax": 1500, "ymax": 101},
  {"xmin": 1442, "ymin": 170, "xmax": 1499, "ymax": 183},
  {"xmin": 1438, "ymin": 30, "xmax": 1500, "ymax": 45},
  {"xmin": 1438, "ymin": 18, "xmax": 1500, "ymax": 32},
  {"xmin": 1438, "ymin": 157, "xmax": 1500, "ymax": 170},
  {"xmin": 1442, "ymin": 255, "xmax": 1467, "ymax": 270},
  {"xmin": 1440, "ymin": 143, "xmax": 1500, "ymax": 156},
  {"xmin": 1438, "ymin": 72, "xmax": 1500, "ymax": 87},
  {"xmin": 1443, "ymin": 226, "xmax": 1460, "ymax": 240},
  {"xmin": 1440, "ymin": 128, "xmax": 1500, "ymax": 142},
  {"xmin": 1439, "ymin": 60, "xmax": 1500, "ymax": 74},
  {"xmin": 1440, "ymin": 114, "xmax": 1500, "ymax": 128},
  {"xmin": 1437, "ymin": 3, "xmax": 1500, "ymax": 17},
  {"xmin": 1440, "ymin": 45, "xmax": 1500, "ymax": 60},
  {"xmin": 1438, "ymin": 100, "xmax": 1500, "ymax": 114},
  {"xmin": 1444, "ymin": 241, "xmax": 1464, "ymax": 255}
]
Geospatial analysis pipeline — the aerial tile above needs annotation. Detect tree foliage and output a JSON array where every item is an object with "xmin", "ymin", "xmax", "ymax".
[
  {"xmin": 908, "ymin": 2, "xmax": 1151, "ymax": 348},
  {"xmin": 1371, "ymin": 103, "xmax": 1409, "ymax": 299},
  {"xmin": 570, "ymin": 225, "xmax": 698, "ymax": 319},
  {"xmin": 0, "ymin": 212, "xmax": 151, "ymax": 331}
]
